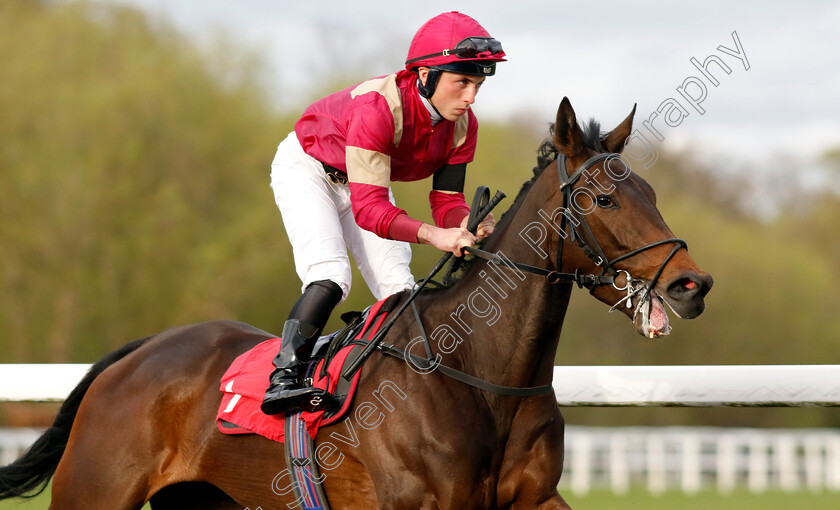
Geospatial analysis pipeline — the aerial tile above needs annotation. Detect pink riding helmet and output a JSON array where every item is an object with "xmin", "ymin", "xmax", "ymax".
[{"xmin": 405, "ymin": 12, "xmax": 506, "ymax": 97}]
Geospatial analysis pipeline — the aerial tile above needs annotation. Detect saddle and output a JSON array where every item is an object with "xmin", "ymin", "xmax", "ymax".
[
  {"xmin": 216, "ymin": 291, "xmax": 403, "ymax": 442},
  {"xmin": 214, "ymin": 293, "xmax": 403, "ymax": 509}
]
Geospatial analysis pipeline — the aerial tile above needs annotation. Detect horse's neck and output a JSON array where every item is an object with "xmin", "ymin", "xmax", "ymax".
[
  {"xmin": 425, "ymin": 170, "xmax": 571, "ymax": 391},
  {"xmin": 449, "ymin": 262, "xmax": 571, "ymax": 387}
]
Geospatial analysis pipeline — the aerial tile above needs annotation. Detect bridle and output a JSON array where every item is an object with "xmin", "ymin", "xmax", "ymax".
[{"xmin": 465, "ymin": 151, "xmax": 687, "ymax": 308}]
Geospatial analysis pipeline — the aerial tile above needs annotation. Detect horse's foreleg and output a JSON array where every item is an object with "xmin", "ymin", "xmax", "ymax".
[{"xmin": 497, "ymin": 397, "xmax": 568, "ymax": 509}]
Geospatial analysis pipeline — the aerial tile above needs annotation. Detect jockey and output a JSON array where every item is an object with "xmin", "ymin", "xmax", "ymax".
[{"xmin": 262, "ymin": 11, "xmax": 506, "ymax": 415}]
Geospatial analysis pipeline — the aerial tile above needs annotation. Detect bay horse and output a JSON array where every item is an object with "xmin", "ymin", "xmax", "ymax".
[{"xmin": 0, "ymin": 97, "xmax": 712, "ymax": 509}]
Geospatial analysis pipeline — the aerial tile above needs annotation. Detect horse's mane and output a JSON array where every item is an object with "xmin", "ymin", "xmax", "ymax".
[
  {"xmin": 508, "ymin": 117, "xmax": 605, "ymax": 212},
  {"xmin": 436, "ymin": 118, "xmax": 605, "ymax": 288}
]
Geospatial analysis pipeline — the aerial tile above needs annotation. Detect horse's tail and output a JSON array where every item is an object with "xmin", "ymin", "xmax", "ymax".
[{"xmin": 0, "ymin": 336, "xmax": 150, "ymax": 500}]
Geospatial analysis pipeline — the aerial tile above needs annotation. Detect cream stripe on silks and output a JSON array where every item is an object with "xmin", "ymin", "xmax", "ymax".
[
  {"xmin": 346, "ymin": 146, "xmax": 391, "ymax": 187},
  {"xmin": 223, "ymin": 394, "xmax": 241, "ymax": 413},
  {"xmin": 350, "ymin": 74, "xmax": 404, "ymax": 147},
  {"xmin": 222, "ymin": 380, "xmax": 241, "ymax": 413},
  {"xmin": 451, "ymin": 113, "xmax": 469, "ymax": 149}
]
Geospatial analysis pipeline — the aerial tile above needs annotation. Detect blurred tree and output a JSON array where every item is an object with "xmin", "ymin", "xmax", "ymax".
[{"xmin": 0, "ymin": 0, "xmax": 294, "ymax": 361}]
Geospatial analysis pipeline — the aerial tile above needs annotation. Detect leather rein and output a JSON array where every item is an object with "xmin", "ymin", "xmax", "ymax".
[{"xmin": 343, "ymin": 152, "xmax": 687, "ymax": 397}]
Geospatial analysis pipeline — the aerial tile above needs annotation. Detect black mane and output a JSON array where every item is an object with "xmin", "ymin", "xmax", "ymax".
[{"xmin": 511, "ymin": 118, "xmax": 605, "ymax": 208}]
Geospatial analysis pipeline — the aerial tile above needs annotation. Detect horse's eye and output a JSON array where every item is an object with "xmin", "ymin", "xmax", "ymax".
[{"xmin": 596, "ymin": 195, "xmax": 616, "ymax": 208}]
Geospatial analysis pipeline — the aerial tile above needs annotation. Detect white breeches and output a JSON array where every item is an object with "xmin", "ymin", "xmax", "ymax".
[{"xmin": 270, "ymin": 132, "xmax": 415, "ymax": 302}]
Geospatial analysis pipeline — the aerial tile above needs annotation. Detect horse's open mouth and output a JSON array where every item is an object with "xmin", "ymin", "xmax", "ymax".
[{"xmin": 633, "ymin": 290, "xmax": 671, "ymax": 339}]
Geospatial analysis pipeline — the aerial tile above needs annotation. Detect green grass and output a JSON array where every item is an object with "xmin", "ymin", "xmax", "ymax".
[
  {"xmin": 0, "ymin": 491, "xmax": 150, "ymax": 510},
  {"xmin": 0, "ymin": 494, "xmax": 49, "ymax": 510},
  {"xmin": 2, "ymin": 488, "xmax": 839, "ymax": 509},
  {"xmin": 563, "ymin": 488, "xmax": 840, "ymax": 509}
]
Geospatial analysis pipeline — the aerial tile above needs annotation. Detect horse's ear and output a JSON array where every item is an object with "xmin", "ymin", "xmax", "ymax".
[
  {"xmin": 553, "ymin": 97, "xmax": 586, "ymax": 158},
  {"xmin": 602, "ymin": 103, "xmax": 637, "ymax": 154}
]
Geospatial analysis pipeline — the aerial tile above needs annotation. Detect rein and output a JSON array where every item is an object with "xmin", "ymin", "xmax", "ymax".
[
  {"xmin": 342, "ymin": 152, "xmax": 689, "ymax": 396},
  {"xmin": 341, "ymin": 188, "xmax": 506, "ymax": 380},
  {"xmin": 462, "ymin": 246, "xmax": 613, "ymax": 287}
]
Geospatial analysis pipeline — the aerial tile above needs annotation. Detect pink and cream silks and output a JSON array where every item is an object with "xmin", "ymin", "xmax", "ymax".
[{"xmin": 270, "ymin": 11, "xmax": 506, "ymax": 301}]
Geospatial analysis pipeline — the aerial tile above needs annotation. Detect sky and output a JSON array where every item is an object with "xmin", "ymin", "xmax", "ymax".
[{"xmin": 108, "ymin": 0, "xmax": 840, "ymax": 189}]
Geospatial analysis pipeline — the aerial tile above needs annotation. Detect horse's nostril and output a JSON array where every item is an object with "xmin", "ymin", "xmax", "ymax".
[
  {"xmin": 667, "ymin": 273, "xmax": 713, "ymax": 300},
  {"xmin": 668, "ymin": 276, "xmax": 700, "ymax": 298}
]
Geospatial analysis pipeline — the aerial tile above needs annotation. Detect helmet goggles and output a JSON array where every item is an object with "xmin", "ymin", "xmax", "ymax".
[{"xmin": 406, "ymin": 37, "xmax": 505, "ymax": 65}]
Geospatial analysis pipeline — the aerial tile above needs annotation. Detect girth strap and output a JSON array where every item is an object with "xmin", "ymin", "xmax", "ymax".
[{"xmin": 284, "ymin": 411, "xmax": 331, "ymax": 509}]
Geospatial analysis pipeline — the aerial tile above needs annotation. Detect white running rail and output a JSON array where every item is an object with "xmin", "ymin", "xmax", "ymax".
[
  {"xmin": 561, "ymin": 425, "xmax": 840, "ymax": 495},
  {"xmin": 2, "ymin": 364, "xmax": 838, "ymax": 406}
]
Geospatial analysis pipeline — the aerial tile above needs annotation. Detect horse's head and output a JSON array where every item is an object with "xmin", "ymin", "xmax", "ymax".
[{"xmin": 549, "ymin": 97, "xmax": 713, "ymax": 338}]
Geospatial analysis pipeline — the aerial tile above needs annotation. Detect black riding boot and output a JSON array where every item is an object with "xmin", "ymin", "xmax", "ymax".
[
  {"xmin": 261, "ymin": 319, "xmax": 338, "ymax": 415},
  {"xmin": 261, "ymin": 279, "xmax": 343, "ymax": 415}
]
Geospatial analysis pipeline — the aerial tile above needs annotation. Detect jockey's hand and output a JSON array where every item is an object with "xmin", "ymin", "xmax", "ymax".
[
  {"xmin": 418, "ymin": 224, "xmax": 477, "ymax": 256},
  {"xmin": 461, "ymin": 212, "xmax": 496, "ymax": 239}
]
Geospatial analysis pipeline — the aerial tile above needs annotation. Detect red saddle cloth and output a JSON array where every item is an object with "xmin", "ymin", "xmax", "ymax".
[{"xmin": 216, "ymin": 297, "xmax": 393, "ymax": 443}]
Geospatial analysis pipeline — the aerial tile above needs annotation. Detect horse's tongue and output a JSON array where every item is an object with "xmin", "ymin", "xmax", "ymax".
[{"xmin": 648, "ymin": 294, "xmax": 671, "ymax": 338}]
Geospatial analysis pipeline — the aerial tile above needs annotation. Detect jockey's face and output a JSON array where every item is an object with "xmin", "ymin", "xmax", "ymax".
[{"xmin": 418, "ymin": 68, "xmax": 486, "ymax": 122}]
